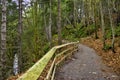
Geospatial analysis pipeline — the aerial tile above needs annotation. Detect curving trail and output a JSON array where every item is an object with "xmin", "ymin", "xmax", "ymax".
[{"xmin": 55, "ymin": 44, "xmax": 120, "ymax": 80}]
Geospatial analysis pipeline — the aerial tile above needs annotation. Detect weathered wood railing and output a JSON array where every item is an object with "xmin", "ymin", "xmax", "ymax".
[{"xmin": 17, "ymin": 41, "xmax": 79, "ymax": 80}]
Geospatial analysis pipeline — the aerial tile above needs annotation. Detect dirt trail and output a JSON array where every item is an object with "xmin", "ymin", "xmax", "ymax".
[{"xmin": 55, "ymin": 44, "xmax": 120, "ymax": 80}]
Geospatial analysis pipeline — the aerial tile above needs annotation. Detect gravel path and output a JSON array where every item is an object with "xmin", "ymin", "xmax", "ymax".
[{"xmin": 55, "ymin": 44, "xmax": 120, "ymax": 80}]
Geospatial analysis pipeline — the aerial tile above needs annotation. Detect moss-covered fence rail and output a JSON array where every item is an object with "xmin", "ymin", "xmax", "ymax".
[{"xmin": 17, "ymin": 41, "xmax": 79, "ymax": 80}]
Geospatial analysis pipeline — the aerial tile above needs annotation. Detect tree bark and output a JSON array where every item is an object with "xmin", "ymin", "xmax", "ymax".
[
  {"xmin": 93, "ymin": 1, "xmax": 98, "ymax": 39},
  {"xmin": 18, "ymin": 0, "xmax": 22, "ymax": 73},
  {"xmin": 0, "ymin": 0, "xmax": 7, "ymax": 79},
  {"xmin": 108, "ymin": 0, "xmax": 115, "ymax": 53},
  {"xmin": 73, "ymin": 0, "xmax": 76, "ymax": 27},
  {"xmin": 99, "ymin": 1, "xmax": 106, "ymax": 49},
  {"xmin": 48, "ymin": 0, "xmax": 52, "ymax": 47},
  {"xmin": 57, "ymin": 0, "xmax": 62, "ymax": 45},
  {"xmin": 44, "ymin": 4, "xmax": 49, "ymax": 41}
]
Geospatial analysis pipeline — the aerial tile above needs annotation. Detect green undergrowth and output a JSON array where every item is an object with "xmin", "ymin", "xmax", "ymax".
[
  {"xmin": 106, "ymin": 25, "xmax": 120, "ymax": 39},
  {"xmin": 62, "ymin": 23, "xmax": 96, "ymax": 41},
  {"xmin": 103, "ymin": 44, "xmax": 112, "ymax": 51}
]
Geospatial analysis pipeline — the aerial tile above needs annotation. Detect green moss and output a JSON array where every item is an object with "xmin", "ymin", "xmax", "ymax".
[{"xmin": 17, "ymin": 48, "xmax": 56, "ymax": 80}]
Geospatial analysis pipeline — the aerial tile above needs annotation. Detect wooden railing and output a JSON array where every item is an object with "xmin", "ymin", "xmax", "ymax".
[{"xmin": 17, "ymin": 41, "xmax": 79, "ymax": 80}]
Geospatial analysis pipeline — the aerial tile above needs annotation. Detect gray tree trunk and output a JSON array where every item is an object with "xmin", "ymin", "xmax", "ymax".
[
  {"xmin": 84, "ymin": 0, "xmax": 90, "ymax": 35},
  {"xmin": 44, "ymin": 5, "xmax": 49, "ymax": 40},
  {"xmin": 0, "ymin": 0, "xmax": 7, "ymax": 79},
  {"xmin": 99, "ymin": 1, "xmax": 106, "ymax": 49},
  {"xmin": 73, "ymin": 0, "xmax": 76, "ymax": 27},
  {"xmin": 57, "ymin": 0, "xmax": 62, "ymax": 45},
  {"xmin": 93, "ymin": 1, "xmax": 98, "ymax": 39},
  {"xmin": 108, "ymin": 0, "xmax": 115, "ymax": 52},
  {"xmin": 17, "ymin": 0, "xmax": 22, "ymax": 73},
  {"xmin": 48, "ymin": 0, "xmax": 52, "ymax": 47}
]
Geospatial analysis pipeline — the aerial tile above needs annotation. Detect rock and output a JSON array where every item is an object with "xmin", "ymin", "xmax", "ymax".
[
  {"xmin": 72, "ymin": 58, "xmax": 76, "ymax": 61},
  {"xmin": 82, "ymin": 64, "xmax": 86, "ymax": 66},
  {"xmin": 92, "ymin": 72, "xmax": 97, "ymax": 74},
  {"xmin": 111, "ymin": 75, "xmax": 118, "ymax": 78}
]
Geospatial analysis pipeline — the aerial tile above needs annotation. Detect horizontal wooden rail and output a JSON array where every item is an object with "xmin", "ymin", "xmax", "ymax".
[
  {"xmin": 17, "ymin": 41, "xmax": 79, "ymax": 80},
  {"xmin": 50, "ymin": 48, "xmax": 78, "ymax": 80},
  {"xmin": 45, "ymin": 47, "xmax": 74, "ymax": 80}
]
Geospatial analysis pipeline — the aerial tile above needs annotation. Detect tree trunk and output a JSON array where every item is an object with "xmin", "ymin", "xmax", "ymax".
[
  {"xmin": 73, "ymin": 0, "xmax": 76, "ymax": 27},
  {"xmin": 85, "ymin": 0, "xmax": 90, "ymax": 35},
  {"xmin": 108, "ymin": 0, "xmax": 115, "ymax": 53},
  {"xmin": 0, "ymin": 0, "xmax": 7, "ymax": 79},
  {"xmin": 82, "ymin": 0, "xmax": 86, "ymax": 27},
  {"xmin": 18, "ymin": 0, "xmax": 22, "ymax": 73},
  {"xmin": 48, "ymin": 0, "xmax": 52, "ymax": 47},
  {"xmin": 44, "ymin": 5, "xmax": 49, "ymax": 41},
  {"xmin": 93, "ymin": 1, "xmax": 98, "ymax": 39},
  {"xmin": 99, "ymin": 1, "xmax": 106, "ymax": 49},
  {"xmin": 57, "ymin": 0, "xmax": 62, "ymax": 45}
]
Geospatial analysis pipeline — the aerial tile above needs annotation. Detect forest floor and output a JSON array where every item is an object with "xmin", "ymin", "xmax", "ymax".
[{"xmin": 55, "ymin": 44, "xmax": 120, "ymax": 80}]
